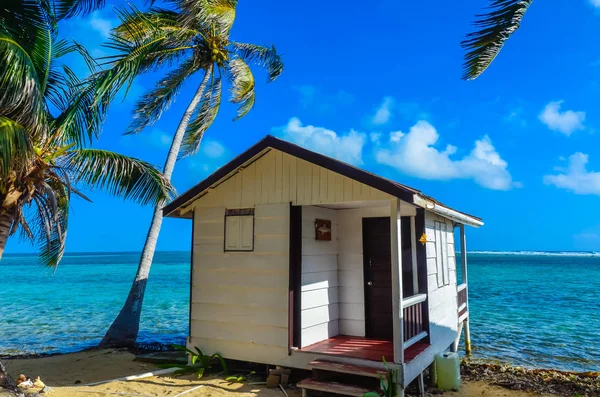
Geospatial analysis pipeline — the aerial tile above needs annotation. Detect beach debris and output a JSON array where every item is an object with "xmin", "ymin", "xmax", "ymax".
[
  {"xmin": 17, "ymin": 379, "xmax": 34, "ymax": 389},
  {"xmin": 33, "ymin": 377, "xmax": 45, "ymax": 388},
  {"xmin": 461, "ymin": 360, "xmax": 600, "ymax": 397}
]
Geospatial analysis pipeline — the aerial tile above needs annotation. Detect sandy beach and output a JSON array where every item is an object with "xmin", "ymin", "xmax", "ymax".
[{"xmin": 1, "ymin": 349, "xmax": 542, "ymax": 397}]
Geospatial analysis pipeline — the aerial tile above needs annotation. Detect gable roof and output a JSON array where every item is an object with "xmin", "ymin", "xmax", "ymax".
[{"xmin": 163, "ymin": 135, "xmax": 483, "ymax": 227}]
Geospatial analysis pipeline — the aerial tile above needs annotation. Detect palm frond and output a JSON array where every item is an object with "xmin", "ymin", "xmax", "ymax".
[
  {"xmin": 462, "ymin": 0, "xmax": 533, "ymax": 80},
  {"xmin": 63, "ymin": 149, "xmax": 174, "ymax": 205},
  {"xmin": 31, "ymin": 181, "xmax": 69, "ymax": 268},
  {"xmin": 228, "ymin": 58, "xmax": 255, "ymax": 120},
  {"xmin": 52, "ymin": 66, "xmax": 105, "ymax": 147},
  {"xmin": 53, "ymin": 0, "xmax": 107, "ymax": 20},
  {"xmin": 127, "ymin": 55, "xmax": 201, "ymax": 135},
  {"xmin": 112, "ymin": 7, "xmax": 192, "ymax": 42},
  {"xmin": 0, "ymin": 117, "xmax": 32, "ymax": 180},
  {"xmin": 0, "ymin": 32, "xmax": 46, "ymax": 134},
  {"xmin": 180, "ymin": 0, "xmax": 237, "ymax": 35},
  {"xmin": 231, "ymin": 42, "xmax": 283, "ymax": 82},
  {"xmin": 92, "ymin": 6, "xmax": 194, "ymax": 107},
  {"xmin": 181, "ymin": 75, "xmax": 222, "ymax": 157}
]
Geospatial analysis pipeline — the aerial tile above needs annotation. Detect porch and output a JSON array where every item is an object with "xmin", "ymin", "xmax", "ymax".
[
  {"xmin": 290, "ymin": 198, "xmax": 434, "ymax": 366},
  {"xmin": 300, "ymin": 335, "xmax": 430, "ymax": 364}
]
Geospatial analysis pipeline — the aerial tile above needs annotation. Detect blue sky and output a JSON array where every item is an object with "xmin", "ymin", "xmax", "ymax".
[{"xmin": 8, "ymin": 0, "xmax": 600, "ymax": 254}]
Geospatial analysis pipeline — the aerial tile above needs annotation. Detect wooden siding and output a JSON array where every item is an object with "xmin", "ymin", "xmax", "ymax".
[
  {"xmin": 189, "ymin": 203, "xmax": 291, "ymax": 364},
  {"xmin": 301, "ymin": 206, "xmax": 339, "ymax": 347},
  {"xmin": 337, "ymin": 206, "xmax": 390, "ymax": 337},
  {"xmin": 192, "ymin": 149, "xmax": 392, "ymax": 209},
  {"xmin": 424, "ymin": 211, "xmax": 458, "ymax": 351}
]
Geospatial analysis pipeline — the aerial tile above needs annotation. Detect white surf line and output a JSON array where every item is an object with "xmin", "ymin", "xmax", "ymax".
[
  {"xmin": 172, "ymin": 384, "xmax": 204, "ymax": 397},
  {"xmin": 83, "ymin": 367, "xmax": 180, "ymax": 386}
]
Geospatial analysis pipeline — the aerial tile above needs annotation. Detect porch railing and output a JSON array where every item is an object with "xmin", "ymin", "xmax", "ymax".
[
  {"xmin": 457, "ymin": 283, "xmax": 468, "ymax": 317},
  {"xmin": 402, "ymin": 293, "xmax": 427, "ymax": 349}
]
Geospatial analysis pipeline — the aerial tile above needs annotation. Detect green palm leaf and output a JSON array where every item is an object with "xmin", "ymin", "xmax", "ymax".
[
  {"xmin": 0, "ymin": 117, "xmax": 32, "ymax": 179},
  {"xmin": 53, "ymin": 66, "xmax": 105, "ymax": 147},
  {"xmin": 63, "ymin": 149, "xmax": 175, "ymax": 205},
  {"xmin": 0, "ymin": 33, "xmax": 45, "ymax": 134},
  {"xmin": 228, "ymin": 58, "xmax": 255, "ymax": 121},
  {"xmin": 180, "ymin": 74, "xmax": 222, "ymax": 157},
  {"xmin": 92, "ymin": 6, "xmax": 195, "ymax": 107},
  {"xmin": 180, "ymin": 0, "xmax": 237, "ymax": 35},
  {"xmin": 231, "ymin": 42, "xmax": 283, "ymax": 82},
  {"xmin": 127, "ymin": 55, "xmax": 202, "ymax": 135},
  {"xmin": 462, "ymin": 0, "xmax": 533, "ymax": 80},
  {"xmin": 53, "ymin": 0, "xmax": 107, "ymax": 19},
  {"xmin": 34, "ymin": 182, "xmax": 69, "ymax": 268}
]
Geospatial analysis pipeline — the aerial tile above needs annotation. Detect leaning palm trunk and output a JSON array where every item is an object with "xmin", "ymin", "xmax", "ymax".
[
  {"xmin": 99, "ymin": 68, "xmax": 213, "ymax": 347},
  {"xmin": 0, "ymin": 210, "xmax": 15, "ymax": 260}
]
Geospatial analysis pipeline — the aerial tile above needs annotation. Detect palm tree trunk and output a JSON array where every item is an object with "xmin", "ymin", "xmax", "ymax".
[
  {"xmin": 0, "ymin": 209, "xmax": 15, "ymax": 261},
  {"xmin": 99, "ymin": 67, "xmax": 213, "ymax": 348}
]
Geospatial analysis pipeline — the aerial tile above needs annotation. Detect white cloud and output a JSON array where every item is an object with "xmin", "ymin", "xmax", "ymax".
[
  {"xmin": 375, "ymin": 121, "xmax": 517, "ymax": 190},
  {"xmin": 372, "ymin": 96, "xmax": 394, "ymax": 125},
  {"xmin": 277, "ymin": 117, "xmax": 366, "ymax": 165},
  {"xmin": 390, "ymin": 130, "xmax": 404, "ymax": 142},
  {"xmin": 544, "ymin": 152, "xmax": 600, "ymax": 195},
  {"xmin": 590, "ymin": 0, "xmax": 600, "ymax": 8},
  {"xmin": 539, "ymin": 101, "xmax": 585, "ymax": 136},
  {"xmin": 201, "ymin": 139, "xmax": 226, "ymax": 158},
  {"xmin": 370, "ymin": 132, "xmax": 382, "ymax": 144},
  {"xmin": 89, "ymin": 12, "xmax": 115, "ymax": 37}
]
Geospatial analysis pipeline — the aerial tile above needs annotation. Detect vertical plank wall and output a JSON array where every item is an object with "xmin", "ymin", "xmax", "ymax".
[
  {"xmin": 193, "ymin": 150, "xmax": 392, "ymax": 208},
  {"xmin": 300, "ymin": 206, "xmax": 339, "ymax": 347},
  {"xmin": 189, "ymin": 203, "xmax": 292, "ymax": 365},
  {"xmin": 424, "ymin": 211, "xmax": 458, "ymax": 351}
]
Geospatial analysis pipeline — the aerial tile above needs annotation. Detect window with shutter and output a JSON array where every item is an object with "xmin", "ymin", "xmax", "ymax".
[{"xmin": 224, "ymin": 208, "xmax": 255, "ymax": 251}]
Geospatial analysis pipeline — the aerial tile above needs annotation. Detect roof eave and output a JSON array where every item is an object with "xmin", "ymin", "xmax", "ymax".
[{"xmin": 412, "ymin": 195, "xmax": 483, "ymax": 228}]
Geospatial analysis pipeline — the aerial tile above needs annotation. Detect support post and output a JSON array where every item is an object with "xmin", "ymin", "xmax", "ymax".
[
  {"xmin": 410, "ymin": 216, "xmax": 418, "ymax": 294},
  {"xmin": 390, "ymin": 199, "xmax": 404, "ymax": 365},
  {"xmin": 464, "ymin": 317, "xmax": 472, "ymax": 356},
  {"xmin": 459, "ymin": 224, "xmax": 471, "ymax": 355}
]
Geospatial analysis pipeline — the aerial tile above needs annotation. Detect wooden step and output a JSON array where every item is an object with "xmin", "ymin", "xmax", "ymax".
[
  {"xmin": 297, "ymin": 379, "xmax": 373, "ymax": 397},
  {"xmin": 310, "ymin": 359, "xmax": 385, "ymax": 378}
]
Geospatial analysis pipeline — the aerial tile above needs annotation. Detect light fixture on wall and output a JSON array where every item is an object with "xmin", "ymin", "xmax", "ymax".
[{"xmin": 419, "ymin": 233, "xmax": 428, "ymax": 246}]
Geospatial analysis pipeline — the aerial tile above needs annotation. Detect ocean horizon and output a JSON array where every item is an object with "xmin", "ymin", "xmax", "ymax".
[{"xmin": 1, "ymin": 250, "xmax": 598, "ymax": 372}]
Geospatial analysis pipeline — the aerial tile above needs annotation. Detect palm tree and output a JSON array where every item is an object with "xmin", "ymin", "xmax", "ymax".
[
  {"xmin": 92, "ymin": 0, "xmax": 283, "ymax": 347},
  {"xmin": 462, "ymin": 0, "xmax": 534, "ymax": 80},
  {"xmin": 0, "ymin": 0, "xmax": 174, "ymax": 266}
]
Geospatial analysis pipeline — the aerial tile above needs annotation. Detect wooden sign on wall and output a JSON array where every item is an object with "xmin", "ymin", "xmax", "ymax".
[{"xmin": 315, "ymin": 219, "xmax": 332, "ymax": 241}]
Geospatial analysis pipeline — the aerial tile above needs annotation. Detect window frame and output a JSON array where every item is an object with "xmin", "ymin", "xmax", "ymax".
[
  {"xmin": 434, "ymin": 220, "xmax": 450, "ymax": 287},
  {"xmin": 224, "ymin": 208, "xmax": 255, "ymax": 252}
]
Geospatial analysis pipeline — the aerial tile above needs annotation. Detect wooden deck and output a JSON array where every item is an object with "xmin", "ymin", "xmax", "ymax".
[
  {"xmin": 301, "ymin": 335, "xmax": 430, "ymax": 363},
  {"xmin": 404, "ymin": 342, "xmax": 429, "ymax": 362},
  {"xmin": 301, "ymin": 335, "xmax": 393, "ymax": 362}
]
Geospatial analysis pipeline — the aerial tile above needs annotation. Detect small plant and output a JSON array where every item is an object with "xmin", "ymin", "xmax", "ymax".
[
  {"xmin": 170, "ymin": 344, "xmax": 228, "ymax": 379},
  {"xmin": 225, "ymin": 371, "xmax": 255, "ymax": 383},
  {"xmin": 363, "ymin": 357, "xmax": 400, "ymax": 397}
]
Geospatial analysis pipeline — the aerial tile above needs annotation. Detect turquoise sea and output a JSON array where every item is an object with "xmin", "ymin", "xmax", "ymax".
[{"xmin": 0, "ymin": 251, "xmax": 599, "ymax": 372}]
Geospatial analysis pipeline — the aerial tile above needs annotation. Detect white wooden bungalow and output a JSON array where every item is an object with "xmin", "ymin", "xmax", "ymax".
[{"xmin": 164, "ymin": 135, "xmax": 482, "ymax": 396}]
